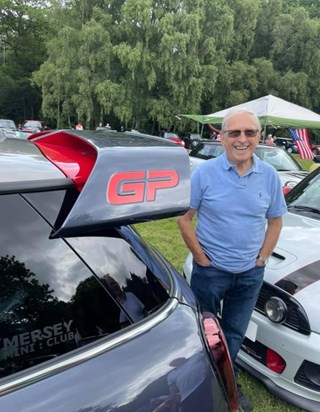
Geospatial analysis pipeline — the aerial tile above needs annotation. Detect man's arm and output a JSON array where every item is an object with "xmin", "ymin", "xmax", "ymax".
[
  {"xmin": 177, "ymin": 209, "xmax": 211, "ymax": 266},
  {"xmin": 256, "ymin": 216, "xmax": 283, "ymax": 266}
]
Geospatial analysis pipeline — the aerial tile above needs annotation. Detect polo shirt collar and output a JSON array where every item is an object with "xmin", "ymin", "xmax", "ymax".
[{"xmin": 221, "ymin": 152, "xmax": 262, "ymax": 174}]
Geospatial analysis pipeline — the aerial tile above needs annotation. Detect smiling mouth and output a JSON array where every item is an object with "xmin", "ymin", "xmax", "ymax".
[{"xmin": 234, "ymin": 146, "xmax": 249, "ymax": 150}]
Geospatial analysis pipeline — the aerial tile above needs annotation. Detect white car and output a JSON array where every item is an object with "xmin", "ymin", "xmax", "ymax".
[
  {"xmin": 183, "ymin": 166, "xmax": 320, "ymax": 411},
  {"xmin": 189, "ymin": 141, "xmax": 309, "ymax": 190}
]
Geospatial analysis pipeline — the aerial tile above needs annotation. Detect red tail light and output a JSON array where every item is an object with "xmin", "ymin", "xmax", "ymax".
[
  {"xmin": 266, "ymin": 348, "xmax": 286, "ymax": 373},
  {"xmin": 202, "ymin": 312, "xmax": 238, "ymax": 412}
]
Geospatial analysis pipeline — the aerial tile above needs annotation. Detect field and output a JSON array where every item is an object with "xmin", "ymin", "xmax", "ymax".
[
  {"xmin": 293, "ymin": 155, "xmax": 314, "ymax": 171},
  {"xmin": 134, "ymin": 154, "xmax": 314, "ymax": 412}
]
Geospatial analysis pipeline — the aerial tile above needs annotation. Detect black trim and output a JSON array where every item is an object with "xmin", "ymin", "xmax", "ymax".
[
  {"xmin": 256, "ymin": 282, "xmax": 310, "ymax": 335},
  {"xmin": 295, "ymin": 360, "xmax": 320, "ymax": 392},
  {"xmin": 275, "ymin": 261, "xmax": 320, "ymax": 295},
  {"xmin": 272, "ymin": 251, "xmax": 285, "ymax": 261},
  {"xmin": 237, "ymin": 358, "xmax": 320, "ymax": 412},
  {"xmin": 0, "ymin": 179, "xmax": 74, "ymax": 194}
]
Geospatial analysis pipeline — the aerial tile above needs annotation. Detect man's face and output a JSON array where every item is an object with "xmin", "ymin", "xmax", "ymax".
[
  {"xmin": 105, "ymin": 276, "xmax": 121, "ymax": 295},
  {"xmin": 221, "ymin": 112, "xmax": 260, "ymax": 165}
]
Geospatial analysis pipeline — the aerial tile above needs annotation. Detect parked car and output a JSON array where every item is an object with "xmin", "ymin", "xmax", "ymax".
[
  {"xmin": 96, "ymin": 126, "xmax": 117, "ymax": 132},
  {"xmin": 180, "ymin": 132, "xmax": 202, "ymax": 150},
  {"xmin": 189, "ymin": 140, "xmax": 309, "ymax": 190},
  {"xmin": 311, "ymin": 144, "xmax": 320, "ymax": 155},
  {"xmin": 0, "ymin": 119, "xmax": 18, "ymax": 139},
  {"xmin": 0, "ymin": 130, "xmax": 238, "ymax": 412},
  {"xmin": 274, "ymin": 137, "xmax": 298, "ymax": 154},
  {"xmin": 123, "ymin": 128, "xmax": 148, "ymax": 134},
  {"xmin": 160, "ymin": 131, "xmax": 185, "ymax": 147},
  {"xmin": 183, "ymin": 166, "xmax": 320, "ymax": 412},
  {"xmin": 21, "ymin": 120, "xmax": 45, "ymax": 135}
]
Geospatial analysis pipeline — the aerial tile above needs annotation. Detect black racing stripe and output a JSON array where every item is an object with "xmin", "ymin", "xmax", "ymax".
[{"xmin": 275, "ymin": 260, "xmax": 320, "ymax": 295}]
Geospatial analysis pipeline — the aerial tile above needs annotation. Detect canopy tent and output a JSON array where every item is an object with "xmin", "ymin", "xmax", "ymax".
[{"xmin": 180, "ymin": 95, "xmax": 320, "ymax": 129}]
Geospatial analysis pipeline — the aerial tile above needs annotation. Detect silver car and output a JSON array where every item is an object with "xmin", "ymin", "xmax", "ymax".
[
  {"xmin": 189, "ymin": 140, "xmax": 309, "ymax": 189},
  {"xmin": 0, "ymin": 119, "xmax": 18, "ymax": 139}
]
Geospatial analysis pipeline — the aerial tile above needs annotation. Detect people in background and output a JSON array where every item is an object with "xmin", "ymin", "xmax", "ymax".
[
  {"xmin": 265, "ymin": 134, "xmax": 274, "ymax": 145},
  {"xmin": 103, "ymin": 274, "xmax": 148, "ymax": 327}
]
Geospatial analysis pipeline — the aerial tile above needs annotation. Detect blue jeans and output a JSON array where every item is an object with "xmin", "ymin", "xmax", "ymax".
[{"xmin": 191, "ymin": 261, "xmax": 264, "ymax": 370}]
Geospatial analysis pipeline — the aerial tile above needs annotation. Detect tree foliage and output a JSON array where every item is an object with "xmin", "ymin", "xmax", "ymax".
[{"xmin": 1, "ymin": 0, "xmax": 320, "ymax": 132}]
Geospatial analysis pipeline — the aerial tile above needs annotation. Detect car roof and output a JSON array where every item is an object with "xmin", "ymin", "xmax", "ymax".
[
  {"xmin": 85, "ymin": 129, "xmax": 177, "ymax": 146},
  {"xmin": 0, "ymin": 137, "xmax": 67, "ymax": 187},
  {"xmin": 1, "ymin": 130, "xmax": 190, "ymax": 236},
  {"xmin": 23, "ymin": 119, "xmax": 44, "ymax": 123},
  {"xmin": 0, "ymin": 119, "xmax": 16, "ymax": 127},
  {"xmin": 0, "ymin": 130, "xmax": 181, "ymax": 185}
]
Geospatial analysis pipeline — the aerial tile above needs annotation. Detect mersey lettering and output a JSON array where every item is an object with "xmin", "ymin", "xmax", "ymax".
[{"xmin": 1, "ymin": 320, "xmax": 74, "ymax": 359}]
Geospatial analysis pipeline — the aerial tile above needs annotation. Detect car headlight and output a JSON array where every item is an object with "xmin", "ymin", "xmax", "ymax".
[{"xmin": 265, "ymin": 297, "xmax": 287, "ymax": 323}]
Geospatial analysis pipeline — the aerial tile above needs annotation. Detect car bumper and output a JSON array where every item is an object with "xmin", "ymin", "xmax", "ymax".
[
  {"xmin": 237, "ymin": 357, "xmax": 320, "ymax": 412},
  {"xmin": 237, "ymin": 312, "xmax": 320, "ymax": 411}
]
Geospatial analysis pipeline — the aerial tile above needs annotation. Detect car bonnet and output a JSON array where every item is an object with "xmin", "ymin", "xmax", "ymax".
[
  {"xmin": 265, "ymin": 212, "xmax": 320, "ymax": 333},
  {"xmin": 277, "ymin": 170, "xmax": 309, "ymax": 188}
]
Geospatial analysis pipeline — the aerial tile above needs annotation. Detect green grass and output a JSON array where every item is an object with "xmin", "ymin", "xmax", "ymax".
[
  {"xmin": 292, "ymin": 154, "xmax": 314, "ymax": 171},
  {"xmin": 135, "ymin": 218, "xmax": 303, "ymax": 412},
  {"xmin": 134, "ymin": 156, "xmax": 311, "ymax": 412}
]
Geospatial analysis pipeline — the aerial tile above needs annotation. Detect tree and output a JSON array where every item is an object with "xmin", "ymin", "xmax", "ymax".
[
  {"xmin": 34, "ymin": 4, "xmax": 114, "ymax": 128},
  {"xmin": 4, "ymin": 0, "xmax": 320, "ymax": 131},
  {"xmin": 0, "ymin": 0, "xmax": 49, "ymax": 121},
  {"xmin": 0, "ymin": 254, "xmax": 58, "ymax": 337}
]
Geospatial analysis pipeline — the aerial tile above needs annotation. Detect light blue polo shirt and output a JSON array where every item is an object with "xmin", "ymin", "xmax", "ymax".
[{"xmin": 190, "ymin": 152, "xmax": 287, "ymax": 273}]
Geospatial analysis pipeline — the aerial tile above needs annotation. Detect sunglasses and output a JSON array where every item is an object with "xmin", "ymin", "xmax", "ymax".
[{"xmin": 222, "ymin": 129, "xmax": 260, "ymax": 138}]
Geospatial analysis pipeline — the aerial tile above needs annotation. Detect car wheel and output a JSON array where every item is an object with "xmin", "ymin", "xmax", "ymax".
[
  {"xmin": 287, "ymin": 147, "xmax": 293, "ymax": 153},
  {"xmin": 312, "ymin": 148, "xmax": 319, "ymax": 155}
]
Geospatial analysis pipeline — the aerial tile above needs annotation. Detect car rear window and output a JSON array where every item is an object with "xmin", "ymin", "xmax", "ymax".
[
  {"xmin": 0, "ymin": 191, "xmax": 169, "ymax": 379},
  {"xmin": 190, "ymin": 143, "xmax": 224, "ymax": 159}
]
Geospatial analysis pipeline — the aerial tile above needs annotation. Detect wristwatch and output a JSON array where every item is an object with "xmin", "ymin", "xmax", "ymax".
[{"xmin": 256, "ymin": 254, "xmax": 269, "ymax": 265}]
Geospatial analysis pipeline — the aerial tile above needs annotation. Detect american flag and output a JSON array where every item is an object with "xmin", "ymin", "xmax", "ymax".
[{"xmin": 288, "ymin": 128, "xmax": 314, "ymax": 159}]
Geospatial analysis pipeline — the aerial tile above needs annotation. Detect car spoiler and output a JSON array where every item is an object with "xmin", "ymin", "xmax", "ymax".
[{"xmin": 29, "ymin": 130, "xmax": 190, "ymax": 238}]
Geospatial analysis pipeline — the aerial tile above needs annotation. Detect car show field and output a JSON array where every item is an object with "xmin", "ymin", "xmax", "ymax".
[
  {"xmin": 136, "ymin": 218, "xmax": 304, "ymax": 412},
  {"xmin": 136, "ymin": 154, "xmax": 317, "ymax": 412}
]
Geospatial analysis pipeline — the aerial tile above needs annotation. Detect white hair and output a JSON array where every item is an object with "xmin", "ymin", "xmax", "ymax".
[{"xmin": 221, "ymin": 108, "xmax": 262, "ymax": 132}]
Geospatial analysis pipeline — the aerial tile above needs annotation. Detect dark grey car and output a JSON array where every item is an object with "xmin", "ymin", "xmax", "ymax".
[{"xmin": 0, "ymin": 130, "xmax": 238, "ymax": 412}]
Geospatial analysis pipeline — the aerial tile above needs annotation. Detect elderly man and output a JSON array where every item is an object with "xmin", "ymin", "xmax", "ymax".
[{"xmin": 178, "ymin": 108, "xmax": 287, "ymax": 411}]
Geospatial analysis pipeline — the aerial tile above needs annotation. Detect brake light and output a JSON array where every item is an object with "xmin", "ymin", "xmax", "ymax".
[
  {"xmin": 29, "ymin": 131, "xmax": 97, "ymax": 191},
  {"xmin": 202, "ymin": 312, "xmax": 238, "ymax": 412},
  {"xmin": 266, "ymin": 348, "xmax": 286, "ymax": 373}
]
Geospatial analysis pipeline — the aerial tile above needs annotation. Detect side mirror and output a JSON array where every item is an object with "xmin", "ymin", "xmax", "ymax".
[{"xmin": 313, "ymin": 155, "xmax": 320, "ymax": 163}]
